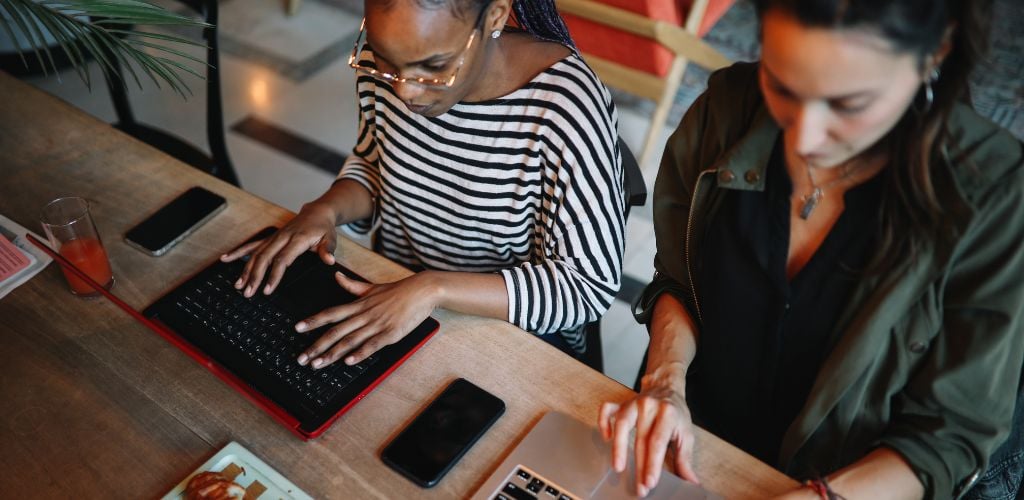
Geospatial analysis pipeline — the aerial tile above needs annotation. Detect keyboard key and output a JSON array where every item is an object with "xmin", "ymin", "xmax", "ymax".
[
  {"xmin": 503, "ymin": 482, "xmax": 537, "ymax": 500},
  {"xmin": 544, "ymin": 486, "xmax": 560, "ymax": 497},
  {"xmin": 527, "ymin": 478, "xmax": 545, "ymax": 493},
  {"xmin": 516, "ymin": 469, "xmax": 531, "ymax": 481}
]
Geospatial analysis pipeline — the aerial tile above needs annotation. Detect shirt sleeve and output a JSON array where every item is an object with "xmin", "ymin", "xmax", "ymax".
[
  {"xmin": 878, "ymin": 152, "xmax": 1024, "ymax": 499},
  {"xmin": 336, "ymin": 51, "xmax": 382, "ymax": 235},
  {"xmin": 500, "ymin": 60, "xmax": 626, "ymax": 334}
]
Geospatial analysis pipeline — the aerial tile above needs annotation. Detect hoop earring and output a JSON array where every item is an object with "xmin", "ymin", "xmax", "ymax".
[{"xmin": 491, "ymin": 30, "xmax": 502, "ymax": 39}]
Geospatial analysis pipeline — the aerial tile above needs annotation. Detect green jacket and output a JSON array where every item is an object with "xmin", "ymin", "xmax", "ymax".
[{"xmin": 637, "ymin": 62, "xmax": 1024, "ymax": 498}]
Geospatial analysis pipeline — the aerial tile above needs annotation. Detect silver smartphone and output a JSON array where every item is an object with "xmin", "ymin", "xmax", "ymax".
[{"xmin": 124, "ymin": 187, "xmax": 227, "ymax": 256}]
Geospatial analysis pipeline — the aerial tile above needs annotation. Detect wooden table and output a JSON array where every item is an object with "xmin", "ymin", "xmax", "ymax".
[{"xmin": 0, "ymin": 71, "xmax": 797, "ymax": 499}]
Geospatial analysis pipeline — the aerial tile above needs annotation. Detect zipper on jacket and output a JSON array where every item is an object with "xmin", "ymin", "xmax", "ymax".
[{"xmin": 685, "ymin": 169, "xmax": 716, "ymax": 325}]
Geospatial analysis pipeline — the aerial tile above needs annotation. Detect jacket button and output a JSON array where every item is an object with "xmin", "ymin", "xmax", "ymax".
[
  {"xmin": 745, "ymin": 169, "xmax": 761, "ymax": 184},
  {"xmin": 718, "ymin": 170, "xmax": 735, "ymax": 184},
  {"xmin": 909, "ymin": 341, "xmax": 928, "ymax": 353}
]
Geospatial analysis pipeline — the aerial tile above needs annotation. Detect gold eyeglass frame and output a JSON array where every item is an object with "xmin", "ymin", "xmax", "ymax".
[{"xmin": 347, "ymin": 10, "xmax": 487, "ymax": 89}]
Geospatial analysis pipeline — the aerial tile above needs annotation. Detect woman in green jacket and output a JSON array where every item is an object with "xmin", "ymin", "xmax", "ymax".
[{"xmin": 599, "ymin": 0, "xmax": 1024, "ymax": 498}]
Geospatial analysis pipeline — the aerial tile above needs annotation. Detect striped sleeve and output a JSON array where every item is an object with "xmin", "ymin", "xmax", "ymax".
[
  {"xmin": 500, "ymin": 57, "xmax": 626, "ymax": 334},
  {"xmin": 336, "ymin": 61, "xmax": 382, "ymax": 234}
]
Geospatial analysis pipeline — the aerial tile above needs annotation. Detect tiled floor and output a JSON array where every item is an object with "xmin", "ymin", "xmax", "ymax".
[{"xmin": 13, "ymin": 0, "xmax": 1022, "ymax": 389}]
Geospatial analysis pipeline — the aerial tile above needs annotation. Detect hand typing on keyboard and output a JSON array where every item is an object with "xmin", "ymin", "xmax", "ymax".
[
  {"xmin": 220, "ymin": 200, "xmax": 341, "ymax": 298},
  {"xmin": 219, "ymin": 183, "xmax": 509, "ymax": 371},
  {"xmin": 293, "ymin": 271, "xmax": 442, "ymax": 369}
]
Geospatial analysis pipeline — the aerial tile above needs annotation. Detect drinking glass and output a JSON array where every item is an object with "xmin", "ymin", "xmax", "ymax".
[{"xmin": 40, "ymin": 197, "xmax": 114, "ymax": 296}]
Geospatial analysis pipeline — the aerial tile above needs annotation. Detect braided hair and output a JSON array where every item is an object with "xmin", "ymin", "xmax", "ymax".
[
  {"xmin": 508, "ymin": 0, "xmax": 577, "ymax": 49},
  {"xmin": 380, "ymin": 0, "xmax": 576, "ymax": 50}
]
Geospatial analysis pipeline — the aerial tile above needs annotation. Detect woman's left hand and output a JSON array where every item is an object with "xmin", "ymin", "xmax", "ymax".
[{"xmin": 294, "ymin": 271, "xmax": 440, "ymax": 369}]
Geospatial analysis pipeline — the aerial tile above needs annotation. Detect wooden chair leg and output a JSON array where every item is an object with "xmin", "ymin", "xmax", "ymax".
[
  {"xmin": 286, "ymin": 0, "xmax": 301, "ymax": 16},
  {"xmin": 639, "ymin": 56, "xmax": 688, "ymax": 169}
]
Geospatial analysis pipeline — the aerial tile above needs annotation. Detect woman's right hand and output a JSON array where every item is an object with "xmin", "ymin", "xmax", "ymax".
[
  {"xmin": 598, "ymin": 362, "xmax": 699, "ymax": 497},
  {"xmin": 221, "ymin": 200, "xmax": 340, "ymax": 297}
]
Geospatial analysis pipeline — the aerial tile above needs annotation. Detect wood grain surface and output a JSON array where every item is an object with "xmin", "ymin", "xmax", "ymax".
[{"xmin": 0, "ymin": 71, "xmax": 797, "ymax": 499}]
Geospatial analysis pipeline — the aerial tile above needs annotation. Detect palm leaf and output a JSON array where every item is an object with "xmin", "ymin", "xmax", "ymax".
[
  {"xmin": 2, "ymin": 0, "xmax": 57, "ymax": 76},
  {"xmin": 1, "ymin": 0, "xmax": 212, "ymax": 98},
  {"xmin": 27, "ymin": 4, "xmax": 90, "ymax": 84}
]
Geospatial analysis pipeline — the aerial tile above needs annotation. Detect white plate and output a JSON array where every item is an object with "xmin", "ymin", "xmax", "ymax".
[{"xmin": 163, "ymin": 441, "xmax": 313, "ymax": 500}]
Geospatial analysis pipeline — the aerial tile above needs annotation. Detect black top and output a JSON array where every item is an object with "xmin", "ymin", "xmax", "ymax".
[{"xmin": 688, "ymin": 140, "xmax": 882, "ymax": 465}]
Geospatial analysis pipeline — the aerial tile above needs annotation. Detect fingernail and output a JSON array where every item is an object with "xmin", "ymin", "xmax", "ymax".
[
  {"xmin": 640, "ymin": 486, "xmax": 648, "ymax": 497},
  {"xmin": 244, "ymin": 286, "xmax": 252, "ymax": 297},
  {"xmin": 345, "ymin": 356, "xmax": 355, "ymax": 365},
  {"xmin": 263, "ymin": 284, "xmax": 272, "ymax": 295},
  {"xmin": 220, "ymin": 254, "xmax": 228, "ymax": 261},
  {"xmin": 297, "ymin": 354, "xmax": 308, "ymax": 365},
  {"xmin": 234, "ymin": 279, "xmax": 242, "ymax": 288},
  {"xmin": 295, "ymin": 322, "xmax": 307, "ymax": 332},
  {"xmin": 312, "ymin": 358, "xmax": 323, "ymax": 368}
]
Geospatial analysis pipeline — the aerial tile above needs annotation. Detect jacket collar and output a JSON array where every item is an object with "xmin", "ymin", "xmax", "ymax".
[{"xmin": 709, "ymin": 106, "xmax": 780, "ymax": 192}]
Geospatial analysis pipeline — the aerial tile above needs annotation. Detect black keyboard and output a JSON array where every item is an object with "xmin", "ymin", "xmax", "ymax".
[
  {"xmin": 143, "ymin": 227, "xmax": 440, "ymax": 436},
  {"xmin": 172, "ymin": 262, "xmax": 379, "ymax": 407}
]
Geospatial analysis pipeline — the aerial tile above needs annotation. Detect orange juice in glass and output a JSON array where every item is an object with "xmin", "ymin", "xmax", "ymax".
[{"xmin": 40, "ymin": 197, "xmax": 114, "ymax": 296}]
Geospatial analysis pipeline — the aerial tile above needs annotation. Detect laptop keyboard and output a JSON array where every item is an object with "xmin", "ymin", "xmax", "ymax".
[
  {"xmin": 493, "ymin": 465, "xmax": 580, "ymax": 500},
  {"xmin": 169, "ymin": 261, "xmax": 378, "ymax": 408}
]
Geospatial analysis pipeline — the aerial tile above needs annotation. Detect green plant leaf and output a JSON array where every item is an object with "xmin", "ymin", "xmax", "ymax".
[
  {"xmin": 0, "ymin": 5, "xmax": 30, "ymax": 68},
  {"xmin": 92, "ymin": 23, "xmax": 154, "ymax": 92},
  {"xmin": 127, "ymin": 39, "xmax": 206, "ymax": 67},
  {"xmin": 4, "ymin": 0, "xmax": 58, "ymax": 76},
  {"xmin": 106, "ymin": 28, "xmax": 209, "ymax": 53},
  {"xmin": 23, "ymin": 2, "xmax": 91, "ymax": 86},
  {"xmin": 1, "ymin": 0, "xmax": 210, "ymax": 97}
]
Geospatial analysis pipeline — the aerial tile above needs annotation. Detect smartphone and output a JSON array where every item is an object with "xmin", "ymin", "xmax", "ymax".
[
  {"xmin": 382, "ymin": 378, "xmax": 505, "ymax": 488},
  {"xmin": 124, "ymin": 187, "xmax": 227, "ymax": 256}
]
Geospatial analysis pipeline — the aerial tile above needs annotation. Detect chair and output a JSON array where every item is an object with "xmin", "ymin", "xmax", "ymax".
[
  {"xmin": 103, "ymin": 0, "xmax": 240, "ymax": 186},
  {"xmin": 557, "ymin": 0, "xmax": 732, "ymax": 168},
  {"xmin": 580, "ymin": 137, "xmax": 647, "ymax": 373}
]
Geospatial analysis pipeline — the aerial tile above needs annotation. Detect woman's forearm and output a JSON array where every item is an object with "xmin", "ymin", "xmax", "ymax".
[
  {"xmin": 312, "ymin": 179, "xmax": 374, "ymax": 226},
  {"xmin": 643, "ymin": 293, "xmax": 700, "ymax": 391},
  {"xmin": 420, "ymin": 270, "xmax": 509, "ymax": 321},
  {"xmin": 827, "ymin": 448, "xmax": 924, "ymax": 499},
  {"xmin": 774, "ymin": 448, "xmax": 924, "ymax": 500}
]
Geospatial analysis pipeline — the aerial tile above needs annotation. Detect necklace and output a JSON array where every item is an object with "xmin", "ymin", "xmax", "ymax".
[{"xmin": 799, "ymin": 162, "xmax": 856, "ymax": 220}]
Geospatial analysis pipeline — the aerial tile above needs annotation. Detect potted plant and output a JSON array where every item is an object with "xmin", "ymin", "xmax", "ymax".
[{"xmin": 1, "ymin": 0, "xmax": 209, "ymax": 97}]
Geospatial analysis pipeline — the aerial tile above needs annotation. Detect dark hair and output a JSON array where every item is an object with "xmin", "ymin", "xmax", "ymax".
[
  {"xmin": 377, "ymin": 0, "xmax": 576, "ymax": 49},
  {"xmin": 754, "ymin": 0, "xmax": 993, "ymax": 270}
]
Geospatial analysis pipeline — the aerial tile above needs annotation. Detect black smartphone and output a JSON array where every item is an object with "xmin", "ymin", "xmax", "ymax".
[
  {"xmin": 382, "ymin": 378, "xmax": 505, "ymax": 488},
  {"xmin": 124, "ymin": 186, "xmax": 227, "ymax": 256}
]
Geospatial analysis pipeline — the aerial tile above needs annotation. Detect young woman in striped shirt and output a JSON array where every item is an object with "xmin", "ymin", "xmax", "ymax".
[{"xmin": 223, "ymin": 0, "xmax": 625, "ymax": 369}]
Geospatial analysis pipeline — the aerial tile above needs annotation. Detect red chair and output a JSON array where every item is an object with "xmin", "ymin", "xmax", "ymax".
[{"xmin": 559, "ymin": 0, "xmax": 733, "ymax": 167}]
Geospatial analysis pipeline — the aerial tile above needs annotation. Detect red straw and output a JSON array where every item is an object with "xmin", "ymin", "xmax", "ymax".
[{"xmin": 26, "ymin": 233, "xmax": 164, "ymax": 331}]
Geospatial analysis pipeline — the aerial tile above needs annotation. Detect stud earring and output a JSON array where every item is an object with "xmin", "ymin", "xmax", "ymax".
[{"xmin": 491, "ymin": 30, "xmax": 502, "ymax": 39}]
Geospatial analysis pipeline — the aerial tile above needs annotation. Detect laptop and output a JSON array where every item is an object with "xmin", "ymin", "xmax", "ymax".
[
  {"xmin": 471, "ymin": 412, "xmax": 722, "ymax": 500},
  {"xmin": 136, "ymin": 226, "xmax": 439, "ymax": 439}
]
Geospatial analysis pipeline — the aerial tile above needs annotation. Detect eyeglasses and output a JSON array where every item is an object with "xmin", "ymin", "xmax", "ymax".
[{"xmin": 347, "ymin": 10, "xmax": 486, "ymax": 89}]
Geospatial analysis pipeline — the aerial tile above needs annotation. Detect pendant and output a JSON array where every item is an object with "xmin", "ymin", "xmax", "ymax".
[{"xmin": 799, "ymin": 188, "xmax": 823, "ymax": 220}]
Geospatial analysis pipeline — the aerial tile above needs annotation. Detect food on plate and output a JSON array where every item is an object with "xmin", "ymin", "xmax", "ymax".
[{"xmin": 184, "ymin": 471, "xmax": 246, "ymax": 500}]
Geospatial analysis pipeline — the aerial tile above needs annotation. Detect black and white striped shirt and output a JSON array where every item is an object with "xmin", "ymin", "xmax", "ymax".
[{"xmin": 338, "ymin": 50, "xmax": 625, "ymax": 349}]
